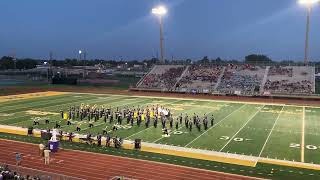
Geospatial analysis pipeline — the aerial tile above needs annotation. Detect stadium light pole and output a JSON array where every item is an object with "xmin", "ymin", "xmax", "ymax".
[
  {"xmin": 152, "ymin": 6, "xmax": 167, "ymax": 64},
  {"xmin": 299, "ymin": 0, "xmax": 320, "ymax": 65}
]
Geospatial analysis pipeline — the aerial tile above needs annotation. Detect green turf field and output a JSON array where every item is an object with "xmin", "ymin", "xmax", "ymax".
[{"xmin": 1, "ymin": 92, "xmax": 320, "ymax": 167}]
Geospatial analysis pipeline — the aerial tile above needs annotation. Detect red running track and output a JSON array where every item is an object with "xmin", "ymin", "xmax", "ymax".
[{"xmin": 0, "ymin": 139, "xmax": 262, "ymax": 180}]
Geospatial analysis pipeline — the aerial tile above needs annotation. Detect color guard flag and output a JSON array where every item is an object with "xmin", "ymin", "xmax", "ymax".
[{"xmin": 63, "ymin": 112, "xmax": 68, "ymax": 120}]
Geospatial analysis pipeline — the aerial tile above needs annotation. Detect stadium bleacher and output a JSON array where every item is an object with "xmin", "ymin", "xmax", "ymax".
[
  {"xmin": 176, "ymin": 65, "xmax": 224, "ymax": 93},
  {"xmin": 136, "ymin": 64, "xmax": 316, "ymax": 96},
  {"xmin": 263, "ymin": 66, "xmax": 315, "ymax": 95},
  {"xmin": 216, "ymin": 64, "xmax": 266, "ymax": 95},
  {"xmin": 137, "ymin": 65, "xmax": 186, "ymax": 91}
]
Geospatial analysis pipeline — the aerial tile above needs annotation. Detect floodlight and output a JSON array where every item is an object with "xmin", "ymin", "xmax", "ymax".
[
  {"xmin": 299, "ymin": 0, "xmax": 320, "ymax": 5},
  {"xmin": 152, "ymin": 6, "xmax": 167, "ymax": 16}
]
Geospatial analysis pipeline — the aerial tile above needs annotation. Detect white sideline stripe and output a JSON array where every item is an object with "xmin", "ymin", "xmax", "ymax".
[
  {"xmin": 219, "ymin": 105, "xmax": 265, "ymax": 152},
  {"xmin": 301, "ymin": 106, "xmax": 305, "ymax": 163},
  {"xmin": 47, "ymin": 91, "xmax": 320, "ymax": 109},
  {"xmin": 184, "ymin": 104, "xmax": 246, "ymax": 147},
  {"xmin": 257, "ymin": 106, "xmax": 285, "ymax": 158},
  {"xmin": 125, "ymin": 127, "xmax": 152, "ymax": 140},
  {"xmin": 71, "ymin": 92, "xmax": 289, "ymax": 107}
]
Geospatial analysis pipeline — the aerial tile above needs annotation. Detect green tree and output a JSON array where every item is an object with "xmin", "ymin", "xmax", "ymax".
[
  {"xmin": 245, "ymin": 54, "xmax": 272, "ymax": 64},
  {"xmin": 0, "ymin": 56, "xmax": 14, "ymax": 70},
  {"xmin": 16, "ymin": 59, "xmax": 37, "ymax": 69},
  {"xmin": 199, "ymin": 56, "xmax": 209, "ymax": 64}
]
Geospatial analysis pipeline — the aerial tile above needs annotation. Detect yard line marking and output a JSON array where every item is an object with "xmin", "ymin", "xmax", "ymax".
[
  {"xmin": 8, "ymin": 96, "xmax": 123, "ymax": 125},
  {"xmin": 150, "ymin": 101, "xmax": 220, "ymax": 143},
  {"xmin": 257, "ymin": 106, "xmax": 285, "ymax": 158},
  {"xmin": 80, "ymin": 123, "xmax": 106, "ymax": 131},
  {"xmin": 184, "ymin": 104, "xmax": 246, "ymax": 147},
  {"xmin": 77, "ymin": 98, "xmax": 152, "ymax": 131},
  {"xmin": 75, "ymin": 92, "xmax": 320, "ymax": 109},
  {"xmin": 301, "ymin": 106, "xmax": 305, "ymax": 163},
  {"xmin": 2, "ymin": 95, "xmax": 124, "ymax": 123},
  {"xmin": 125, "ymin": 127, "xmax": 152, "ymax": 140},
  {"xmin": 0, "ymin": 94, "xmax": 72, "ymax": 112},
  {"xmin": 3, "ymin": 97, "xmax": 99, "ymax": 123},
  {"xmin": 74, "ymin": 92, "xmax": 290, "ymax": 107},
  {"xmin": 152, "ymin": 126, "xmax": 183, "ymax": 143},
  {"xmin": 219, "ymin": 105, "xmax": 264, "ymax": 152}
]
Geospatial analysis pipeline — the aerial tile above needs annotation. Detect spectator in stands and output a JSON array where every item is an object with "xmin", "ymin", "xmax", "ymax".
[
  {"xmin": 0, "ymin": 165, "xmax": 43, "ymax": 180},
  {"xmin": 217, "ymin": 64, "xmax": 264, "ymax": 95},
  {"xmin": 140, "ymin": 66, "xmax": 185, "ymax": 89},
  {"xmin": 177, "ymin": 65, "xmax": 223, "ymax": 90}
]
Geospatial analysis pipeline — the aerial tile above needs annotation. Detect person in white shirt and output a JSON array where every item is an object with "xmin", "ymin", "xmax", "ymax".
[
  {"xmin": 44, "ymin": 149, "xmax": 51, "ymax": 165},
  {"xmin": 39, "ymin": 143, "xmax": 45, "ymax": 157}
]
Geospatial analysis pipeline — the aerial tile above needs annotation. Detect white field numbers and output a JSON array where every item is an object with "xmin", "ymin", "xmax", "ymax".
[
  {"xmin": 219, "ymin": 136, "xmax": 252, "ymax": 142},
  {"xmin": 290, "ymin": 143, "xmax": 319, "ymax": 150}
]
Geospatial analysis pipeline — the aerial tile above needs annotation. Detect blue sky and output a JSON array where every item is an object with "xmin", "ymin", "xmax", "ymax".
[{"xmin": 0, "ymin": 0, "xmax": 320, "ymax": 61}]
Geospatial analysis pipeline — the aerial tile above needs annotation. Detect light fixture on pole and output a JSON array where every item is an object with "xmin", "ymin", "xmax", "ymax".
[
  {"xmin": 152, "ymin": 6, "xmax": 167, "ymax": 63},
  {"xmin": 78, "ymin": 50, "xmax": 82, "ymax": 61},
  {"xmin": 298, "ymin": 0, "xmax": 320, "ymax": 65}
]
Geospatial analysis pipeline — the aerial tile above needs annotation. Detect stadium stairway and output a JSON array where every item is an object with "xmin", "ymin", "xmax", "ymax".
[
  {"xmin": 173, "ymin": 65, "xmax": 190, "ymax": 90},
  {"xmin": 136, "ymin": 65, "xmax": 156, "ymax": 88},
  {"xmin": 260, "ymin": 66, "xmax": 270, "ymax": 95},
  {"xmin": 214, "ymin": 66, "xmax": 226, "ymax": 91},
  {"xmin": 311, "ymin": 66, "xmax": 316, "ymax": 93}
]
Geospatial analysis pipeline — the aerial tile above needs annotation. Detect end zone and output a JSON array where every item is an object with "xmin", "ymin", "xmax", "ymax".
[{"xmin": 0, "ymin": 91, "xmax": 69, "ymax": 103}]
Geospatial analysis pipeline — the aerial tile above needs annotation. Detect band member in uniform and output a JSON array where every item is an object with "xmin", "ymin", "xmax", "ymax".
[
  {"xmin": 179, "ymin": 114, "xmax": 183, "ymax": 124},
  {"xmin": 33, "ymin": 119, "xmax": 39, "ymax": 125},
  {"xmin": 189, "ymin": 121, "xmax": 192, "ymax": 132},
  {"xmin": 55, "ymin": 121, "xmax": 61, "ymax": 128},
  {"xmin": 109, "ymin": 113, "xmax": 114, "ymax": 124},
  {"xmin": 211, "ymin": 115, "xmax": 215, "ymax": 126}
]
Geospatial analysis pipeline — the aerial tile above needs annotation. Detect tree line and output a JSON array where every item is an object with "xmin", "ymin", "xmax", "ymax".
[
  {"xmin": 0, "ymin": 54, "xmax": 319, "ymax": 70},
  {"xmin": 0, "ymin": 56, "xmax": 38, "ymax": 70}
]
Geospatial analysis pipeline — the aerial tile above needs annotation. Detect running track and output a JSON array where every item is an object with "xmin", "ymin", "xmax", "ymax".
[{"xmin": 0, "ymin": 139, "xmax": 262, "ymax": 180}]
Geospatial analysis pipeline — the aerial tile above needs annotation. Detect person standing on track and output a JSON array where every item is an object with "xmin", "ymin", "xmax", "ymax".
[
  {"xmin": 39, "ymin": 143, "xmax": 45, "ymax": 157},
  {"xmin": 15, "ymin": 153, "xmax": 22, "ymax": 166},
  {"xmin": 44, "ymin": 148, "xmax": 51, "ymax": 165}
]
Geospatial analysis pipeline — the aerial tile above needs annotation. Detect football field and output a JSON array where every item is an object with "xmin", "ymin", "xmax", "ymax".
[{"xmin": 1, "ymin": 92, "xmax": 320, "ymax": 168}]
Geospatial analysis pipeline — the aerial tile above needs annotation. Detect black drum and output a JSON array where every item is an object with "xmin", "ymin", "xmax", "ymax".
[
  {"xmin": 134, "ymin": 139, "xmax": 141, "ymax": 149},
  {"xmin": 27, "ymin": 127, "xmax": 33, "ymax": 135}
]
